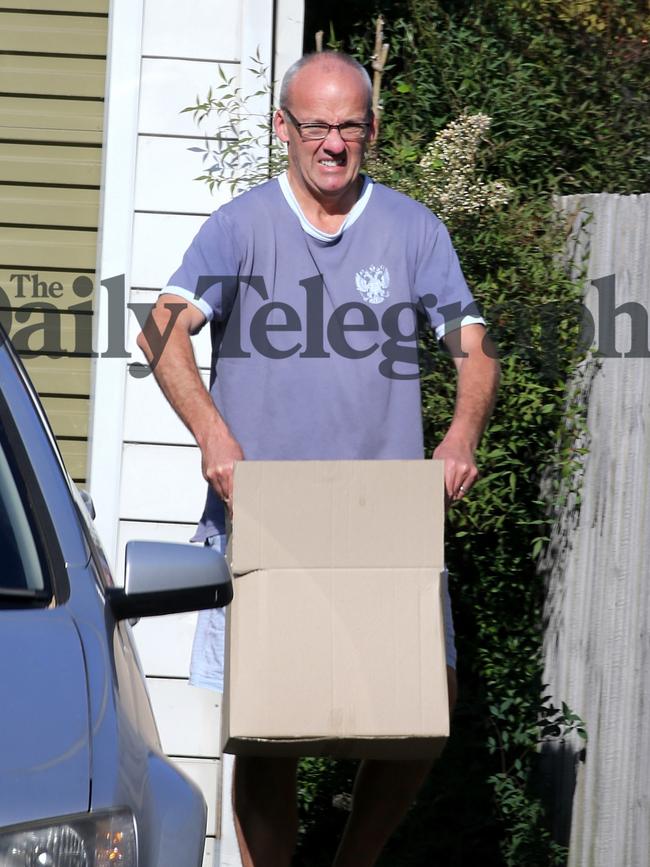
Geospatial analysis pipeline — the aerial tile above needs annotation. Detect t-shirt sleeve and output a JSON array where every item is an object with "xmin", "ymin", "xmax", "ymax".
[
  {"xmin": 414, "ymin": 215, "xmax": 485, "ymax": 340},
  {"xmin": 164, "ymin": 208, "xmax": 240, "ymax": 323}
]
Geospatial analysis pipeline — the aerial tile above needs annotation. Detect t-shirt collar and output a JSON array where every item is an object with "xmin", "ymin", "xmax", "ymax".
[{"xmin": 278, "ymin": 171, "xmax": 374, "ymax": 242}]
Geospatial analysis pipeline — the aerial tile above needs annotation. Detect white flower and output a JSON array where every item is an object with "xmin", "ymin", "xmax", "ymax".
[{"xmin": 415, "ymin": 112, "xmax": 511, "ymax": 220}]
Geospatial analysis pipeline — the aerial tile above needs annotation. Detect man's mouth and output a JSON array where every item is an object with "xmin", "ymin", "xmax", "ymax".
[{"xmin": 319, "ymin": 158, "xmax": 345, "ymax": 167}]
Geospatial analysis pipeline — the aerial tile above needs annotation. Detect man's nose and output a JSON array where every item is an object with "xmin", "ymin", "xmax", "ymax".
[{"xmin": 322, "ymin": 126, "xmax": 346, "ymax": 149}]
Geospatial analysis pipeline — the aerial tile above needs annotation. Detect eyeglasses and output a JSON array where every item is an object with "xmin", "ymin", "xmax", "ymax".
[{"xmin": 281, "ymin": 107, "xmax": 371, "ymax": 142}]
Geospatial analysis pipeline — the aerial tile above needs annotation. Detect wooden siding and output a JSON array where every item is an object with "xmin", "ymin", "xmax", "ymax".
[
  {"xmin": 544, "ymin": 194, "xmax": 650, "ymax": 867},
  {"xmin": 0, "ymin": 1, "xmax": 106, "ymax": 10},
  {"xmin": 0, "ymin": 55, "xmax": 106, "ymax": 99},
  {"xmin": 0, "ymin": 11, "xmax": 107, "ymax": 55},
  {"xmin": 0, "ymin": 2, "xmax": 108, "ymax": 483},
  {"xmin": 0, "ymin": 142, "xmax": 102, "ymax": 186},
  {"xmin": 0, "ymin": 186, "xmax": 99, "ymax": 227}
]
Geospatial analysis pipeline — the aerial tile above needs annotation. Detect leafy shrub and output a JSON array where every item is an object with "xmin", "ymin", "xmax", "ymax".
[{"xmin": 344, "ymin": 0, "xmax": 650, "ymax": 196}]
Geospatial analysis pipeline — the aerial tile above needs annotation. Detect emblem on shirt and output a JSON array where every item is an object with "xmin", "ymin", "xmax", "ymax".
[{"xmin": 355, "ymin": 265, "xmax": 390, "ymax": 305}]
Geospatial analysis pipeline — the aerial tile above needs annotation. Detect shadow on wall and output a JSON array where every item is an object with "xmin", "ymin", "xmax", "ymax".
[
  {"xmin": 539, "ymin": 739, "xmax": 586, "ymax": 849},
  {"xmin": 538, "ymin": 347, "xmax": 600, "ymax": 852}
]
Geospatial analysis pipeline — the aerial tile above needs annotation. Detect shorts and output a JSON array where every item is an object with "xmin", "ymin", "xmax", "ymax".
[{"xmin": 189, "ymin": 534, "xmax": 457, "ymax": 693}]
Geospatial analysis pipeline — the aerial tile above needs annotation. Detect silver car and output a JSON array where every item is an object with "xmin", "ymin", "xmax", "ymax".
[{"xmin": 0, "ymin": 331, "xmax": 232, "ymax": 866}]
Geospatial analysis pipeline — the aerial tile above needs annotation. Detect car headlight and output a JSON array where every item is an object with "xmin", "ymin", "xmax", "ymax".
[{"xmin": 0, "ymin": 809, "xmax": 136, "ymax": 866}]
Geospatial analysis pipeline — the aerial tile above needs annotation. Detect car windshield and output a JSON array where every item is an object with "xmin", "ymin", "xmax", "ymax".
[{"xmin": 0, "ymin": 438, "xmax": 45, "ymax": 596}]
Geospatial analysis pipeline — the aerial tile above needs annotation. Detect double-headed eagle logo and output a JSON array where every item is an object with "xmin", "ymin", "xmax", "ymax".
[{"xmin": 355, "ymin": 265, "xmax": 390, "ymax": 305}]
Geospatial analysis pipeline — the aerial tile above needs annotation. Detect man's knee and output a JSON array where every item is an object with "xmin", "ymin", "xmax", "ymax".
[
  {"xmin": 233, "ymin": 755, "xmax": 299, "ymax": 807},
  {"xmin": 232, "ymin": 756, "xmax": 299, "ymax": 865}
]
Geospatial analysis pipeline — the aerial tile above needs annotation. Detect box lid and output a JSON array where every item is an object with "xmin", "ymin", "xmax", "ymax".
[{"xmin": 230, "ymin": 460, "xmax": 444, "ymax": 574}]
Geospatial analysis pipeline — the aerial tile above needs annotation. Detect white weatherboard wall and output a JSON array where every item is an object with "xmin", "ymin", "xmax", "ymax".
[
  {"xmin": 543, "ymin": 194, "xmax": 650, "ymax": 867},
  {"xmin": 89, "ymin": 1, "xmax": 303, "ymax": 864}
]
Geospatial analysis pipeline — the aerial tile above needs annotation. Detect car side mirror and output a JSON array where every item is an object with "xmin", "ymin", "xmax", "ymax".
[{"xmin": 107, "ymin": 541, "xmax": 232, "ymax": 620}]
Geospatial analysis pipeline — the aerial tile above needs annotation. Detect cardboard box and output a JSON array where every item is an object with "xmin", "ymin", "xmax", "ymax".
[{"xmin": 222, "ymin": 460, "xmax": 449, "ymax": 759}]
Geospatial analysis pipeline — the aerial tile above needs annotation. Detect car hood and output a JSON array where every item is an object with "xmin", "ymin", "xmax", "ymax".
[{"xmin": 0, "ymin": 607, "xmax": 90, "ymax": 826}]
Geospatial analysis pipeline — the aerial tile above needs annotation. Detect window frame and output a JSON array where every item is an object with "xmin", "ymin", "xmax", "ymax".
[{"xmin": 0, "ymin": 389, "xmax": 71, "ymax": 608}]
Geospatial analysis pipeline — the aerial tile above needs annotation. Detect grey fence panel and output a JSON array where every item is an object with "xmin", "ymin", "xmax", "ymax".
[{"xmin": 543, "ymin": 194, "xmax": 650, "ymax": 867}]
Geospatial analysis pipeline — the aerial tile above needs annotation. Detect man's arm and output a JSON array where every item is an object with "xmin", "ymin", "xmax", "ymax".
[
  {"xmin": 434, "ymin": 323, "xmax": 500, "ymax": 504},
  {"xmin": 136, "ymin": 294, "xmax": 243, "ymax": 509}
]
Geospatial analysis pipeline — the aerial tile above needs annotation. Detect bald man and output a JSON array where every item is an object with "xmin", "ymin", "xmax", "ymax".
[{"xmin": 138, "ymin": 51, "xmax": 499, "ymax": 867}]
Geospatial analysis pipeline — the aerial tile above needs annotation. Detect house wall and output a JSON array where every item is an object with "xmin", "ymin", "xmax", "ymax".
[
  {"xmin": 0, "ymin": 0, "xmax": 109, "ymax": 483},
  {"xmin": 89, "ymin": 1, "xmax": 303, "ymax": 864}
]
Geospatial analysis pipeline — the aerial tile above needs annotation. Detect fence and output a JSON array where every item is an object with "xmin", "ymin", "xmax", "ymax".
[{"xmin": 543, "ymin": 194, "xmax": 650, "ymax": 867}]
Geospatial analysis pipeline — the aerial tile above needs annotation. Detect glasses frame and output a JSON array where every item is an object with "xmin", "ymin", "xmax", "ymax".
[{"xmin": 281, "ymin": 107, "xmax": 372, "ymax": 143}]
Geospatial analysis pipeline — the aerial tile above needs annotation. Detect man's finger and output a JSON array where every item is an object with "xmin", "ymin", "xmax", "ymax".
[
  {"xmin": 445, "ymin": 464, "xmax": 462, "ymax": 500},
  {"xmin": 454, "ymin": 468, "xmax": 479, "ymax": 499},
  {"xmin": 446, "ymin": 466, "xmax": 477, "ymax": 500}
]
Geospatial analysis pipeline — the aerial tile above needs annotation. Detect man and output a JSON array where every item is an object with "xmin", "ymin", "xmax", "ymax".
[{"xmin": 138, "ymin": 51, "xmax": 499, "ymax": 867}]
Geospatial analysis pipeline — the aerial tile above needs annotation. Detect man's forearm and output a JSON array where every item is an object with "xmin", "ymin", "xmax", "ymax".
[
  {"xmin": 136, "ymin": 313, "xmax": 228, "ymax": 448},
  {"xmin": 434, "ymin": 325, "xmax": 500, "ymax": 500},
  {"xmin": 137, "ymin": 307, "xmax": 244, "ymax": 507},
  {"xmin": 445, "ymin": 337, "xmax": 500, "ymax": 450}
]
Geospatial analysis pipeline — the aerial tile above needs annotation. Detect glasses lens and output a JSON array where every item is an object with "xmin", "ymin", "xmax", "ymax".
[
  {"xmin": 340, "ymin": 124, "xmax": 368, "ymax": 141},
  {"xmin": 301, "ymin": 125, "xmax": 329, "ymax": 140}
]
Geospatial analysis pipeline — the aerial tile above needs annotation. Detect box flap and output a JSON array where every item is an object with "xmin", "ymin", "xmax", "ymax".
[
  {"xmin": 223, "ymin": 566, "xmax": 449, "ymax": 756},
  {"xmin": 231, "ymin": 460, "xmax": 444, "ymax": 574}
]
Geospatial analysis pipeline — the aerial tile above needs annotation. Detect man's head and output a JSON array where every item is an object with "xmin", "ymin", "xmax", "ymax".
[
  {"xmin": 278, "ymin": 52, "xmax": 373, "ymax": 114},
  {"xmin": 274, "ymin": 52, "xmax": 377, "ymax": 210}
]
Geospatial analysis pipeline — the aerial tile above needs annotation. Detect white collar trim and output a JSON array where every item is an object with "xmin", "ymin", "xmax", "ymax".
[{"xmin": 278, "ymin": 172, "xmax": 374, "ymax": 241}]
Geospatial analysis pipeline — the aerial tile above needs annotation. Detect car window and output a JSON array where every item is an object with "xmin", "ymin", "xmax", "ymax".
[{"xmin": 0, "ymin": 437, "xmax": 48, "ymax": 602}]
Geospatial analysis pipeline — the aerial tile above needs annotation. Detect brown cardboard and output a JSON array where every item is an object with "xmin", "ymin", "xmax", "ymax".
[
  {"xmin": 222, "ymin": 460, "xmax": 449, "ymax": 759},
  {"xmin": 229, "ymin": 460, "xmax": 444, "ymax": 574}
]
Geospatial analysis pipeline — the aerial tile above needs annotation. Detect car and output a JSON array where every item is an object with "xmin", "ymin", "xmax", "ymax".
[{"xmin": 0, "ymin": 327, "xmax": 232, "ymax": 866}]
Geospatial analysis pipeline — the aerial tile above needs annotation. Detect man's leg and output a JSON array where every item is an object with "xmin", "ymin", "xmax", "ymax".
[
  {"xmin": 331, "ymin": 666, "xmax": 458, "ymax": 867},
  {"xmin": 232, "ymin": 755, "xmax": 299, "ymax": 867}
]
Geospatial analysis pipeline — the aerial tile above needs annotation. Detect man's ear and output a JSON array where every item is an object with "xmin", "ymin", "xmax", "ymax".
[{"xmin": 274, "ymin": 109, "xmax": 290, "ymax": 144}]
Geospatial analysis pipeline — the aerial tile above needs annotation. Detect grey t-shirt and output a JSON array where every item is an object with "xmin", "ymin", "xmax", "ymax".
[{"xmin": 166, "ymin": 174, "xmax": 484, "ymax": 539}]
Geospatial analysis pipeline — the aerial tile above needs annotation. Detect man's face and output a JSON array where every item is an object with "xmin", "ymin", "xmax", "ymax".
[{"xmin": 274, "ymin": 62, "xmax": 376, "ymax": 208}]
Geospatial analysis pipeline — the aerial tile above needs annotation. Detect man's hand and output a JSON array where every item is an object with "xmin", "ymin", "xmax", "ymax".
[
  {"xmin": 433, "ymin": 434, "xmax": 478, "ymax": 508},
  {"xmin": 436, "ymin": 323, "xmax": 500, "ymax": 507},
  {"xmin": 199, "ymin": 430, "xmax": 245, "ymax": 516}
]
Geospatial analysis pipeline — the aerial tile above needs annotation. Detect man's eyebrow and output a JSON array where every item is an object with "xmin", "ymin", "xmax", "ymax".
[{"xmin": 302, "ymin": 117, "xmax": 369, "ymax": 124}]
